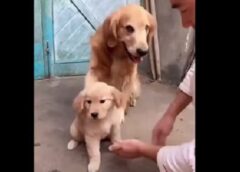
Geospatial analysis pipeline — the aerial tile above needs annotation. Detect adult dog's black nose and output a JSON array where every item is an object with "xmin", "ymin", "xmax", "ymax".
[
  {"xmin": 136, "ymin": 48, "xmax": 148, "ymax": 56},
  {"xmin": 91, "ymin": 112, "xmax": 98, "ymax": 119}
]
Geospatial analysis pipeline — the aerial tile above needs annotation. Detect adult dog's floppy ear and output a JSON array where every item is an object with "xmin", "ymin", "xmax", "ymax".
[
  {"xmin": 146, "ymin": 12, "xmax": 157, "ymax": 43},
  {"xmin": 73, "ymin": 90, "xmax": 86, "ymax": 113},
  {"xmin": 102, "ymin": 12, "xmax": 119, "ymax": 48}
]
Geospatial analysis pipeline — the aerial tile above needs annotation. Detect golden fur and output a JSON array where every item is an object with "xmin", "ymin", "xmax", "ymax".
[
  {"xmin": 67, "ymin": 82, "xmax": 125, "ymax": 172},
  {"xmin": 85, "ymin": 4, "xmax": 157, "ymax": 109}
]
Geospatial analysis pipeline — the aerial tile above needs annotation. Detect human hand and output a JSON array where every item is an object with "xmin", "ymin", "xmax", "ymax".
[
  {"xmin": 109, "ymin": 139, "xmax": 144, "ymax": 159},
  {"xmin": 152, "ymin": 115, "xmax": 175, "ymax": 145}
]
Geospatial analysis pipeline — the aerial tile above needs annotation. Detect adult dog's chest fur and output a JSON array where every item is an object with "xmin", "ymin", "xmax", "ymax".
[{"xmin": 110, "ymin": 57, "xmax": 137, "ymax": 91}]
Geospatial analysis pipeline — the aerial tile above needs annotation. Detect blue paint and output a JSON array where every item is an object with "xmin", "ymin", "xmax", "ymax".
[
  {"xmin": 48, "ymin": 0, "xmax": 92, "ymax": 76},
  {"xmin": 36, "ymin": 0, "xmax": 141, "ymax": 79},
  {"xmin": 53, "ymin": 62, "xmax": 90, "ymax": 76},
  {"xmin": 34, "ymin": 43, "xmax": 43, "ymax": 61},
  {"xmin": 70, "ymin": 0, "xmax": 98, "ymax": 30},
  {"xmin": 43, "ymin": 16, "xmax": 55, "ymax": 76},
  {"xmin": 34, "ymin": 0, "xmax": 46, "ymax": 80},
  {"xmin": 41, "ymin": 0, "xmax": 56, "ymax": 77},
  {"xmin": 34, "ymin": 62, "xmax": 45, "ymax": 79},
  {"xmin": 34, "ymin": 43, "xmax": 45, "ymax": 79}
]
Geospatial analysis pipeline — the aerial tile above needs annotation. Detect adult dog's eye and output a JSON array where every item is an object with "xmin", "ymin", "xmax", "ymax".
[
  {"xmin": 125, "ymin": 25, "xmax": 134, "ymax": 33},
  {"xmin": 100, "ymin": 100, "xmax": 105, "ymax": 104},
  {"xmin": 86, "ymin": 100, "xmax": 92, "ymax": 104}
]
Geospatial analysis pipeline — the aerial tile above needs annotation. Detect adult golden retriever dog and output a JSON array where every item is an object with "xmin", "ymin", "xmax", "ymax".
[
  {"xmin": 85, "ymin": 4, "xmax": 156, "ymax": 110},
  {"xmin": 67, "ymin": 82, "xmax": 125, "ymax": 172}
]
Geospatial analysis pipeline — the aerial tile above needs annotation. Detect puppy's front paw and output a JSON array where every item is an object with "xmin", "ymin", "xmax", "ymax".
[
  {"xmin": 88, "ymin": 162, "xmax": 100, "ymax": 172},
  {"xmin": 67, "ymin": 139, "xmax": 78, "ymax": 150},
  {"xmin": 111, "ymin": 132, "xmax": 121, "ymax": 143},
  {"xmin": 111, "ymin": 137, "xmax": 121, "ymax": 144},
  {"xmin": 120, "ymin": 114, "xmax": 125, "ymax": 123}
]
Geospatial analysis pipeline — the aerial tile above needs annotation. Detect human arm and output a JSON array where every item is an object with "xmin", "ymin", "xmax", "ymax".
[
  {"xmin": 152, "ymin": 89, "xmax": 192, "ymax": 145},
  {"xmin": 109, "ymin": 139, "xmax": 162, "ymax": 161},
  {"xmin": 152, "ymin": 60, "xmax": 195, "ymax": 145}
]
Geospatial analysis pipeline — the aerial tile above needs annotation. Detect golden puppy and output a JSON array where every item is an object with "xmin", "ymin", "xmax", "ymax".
[
  {"xmin": 85, "ymin": 4, "xmax": 156, "ymax": 110},
  {"xmin": 67, "ymin": 82, "xmax": 125, "ymax": 172}
]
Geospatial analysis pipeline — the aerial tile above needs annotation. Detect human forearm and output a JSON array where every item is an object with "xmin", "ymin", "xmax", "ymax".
[
  {"xmin": 109, "ymin": 139, "xmax": 161, "ymax": 161},
  {"xmin": 138, "ymin": 143, "xmax": 162, "ymax": 162},
  {"xmin": 163, "ymin": 89, "xmax": 192, "ymax": 119}
]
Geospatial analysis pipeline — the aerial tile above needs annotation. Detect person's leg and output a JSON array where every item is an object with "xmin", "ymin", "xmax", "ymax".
[{"xmin": 157, "ymin": 140, "xmax": 195, "ymax": 172}]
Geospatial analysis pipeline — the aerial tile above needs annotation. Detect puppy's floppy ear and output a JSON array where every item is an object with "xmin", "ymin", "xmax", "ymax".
[
  {"xmin": 102, "ymin": 12, "xmax": 120, "ymax": 48},
  {"xmin": 111, "ymin": 86, "xmax": 125, "ymax": 108},
  {"xmin": 146, "ymin": 12, "xmax": 157, "ymax": 43},
  {"xmin": 73, "ymin": 90, "xmax": 86, "ymax": 113}
]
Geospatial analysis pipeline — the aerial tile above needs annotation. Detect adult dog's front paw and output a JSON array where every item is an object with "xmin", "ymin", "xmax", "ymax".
[
  {"xmin": 88, "ymin": 161, "xmax": 100, "ymax": 172},
  {"xmin": 120, "ymin": 113, "xmax": 125, "ymax": 123},
  {"xmin": 129, "ymin": 96, "xmax": 137, "ymax": 107}
]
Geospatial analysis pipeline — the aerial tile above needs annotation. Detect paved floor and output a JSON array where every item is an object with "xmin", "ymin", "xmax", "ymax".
[{"xmin": 34, "ymin": 76, "xmax": 195, "ymax": 172}]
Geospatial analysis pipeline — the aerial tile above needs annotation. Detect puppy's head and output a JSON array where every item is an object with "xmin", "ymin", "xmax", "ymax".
[
  {"xmin": 73, "ymin": 82, "xmax": 124, "ymax": 120},
  {"xmin": 103, "ymin": 4, "xmax": 157, "ymax": 63}
]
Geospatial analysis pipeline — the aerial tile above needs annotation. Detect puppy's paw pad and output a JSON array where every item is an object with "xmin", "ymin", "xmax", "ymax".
[
  {"xmin": 67, "ymin": 140, "xmax": 78, "ymax": 150},
  {"xmin": 88, "ymin": 163, "xmax": 99, "ymax": 172}
]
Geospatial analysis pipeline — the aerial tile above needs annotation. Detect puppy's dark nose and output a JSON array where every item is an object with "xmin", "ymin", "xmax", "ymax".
[
  {"xmin": 91, "ymin": 112, "xmax": 98, "ymax": 119},
  {"xmin": 136, "ymin": 49, "xmax": 148, "ymax": 56}
]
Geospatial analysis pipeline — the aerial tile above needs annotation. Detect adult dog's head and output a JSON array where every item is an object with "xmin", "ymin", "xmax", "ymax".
[
  {"xmin": 73, "ymin": 82, "xmax": 124, "ymax": 120},
  {"xmin": 103, "ymin": 4, "xmax": 157, "ymax": 63}
]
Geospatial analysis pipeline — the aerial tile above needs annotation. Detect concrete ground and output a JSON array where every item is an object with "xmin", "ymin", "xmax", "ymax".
[{"xmin": 34, "ymin": 76, "xmax": 195, "ymax": 172}]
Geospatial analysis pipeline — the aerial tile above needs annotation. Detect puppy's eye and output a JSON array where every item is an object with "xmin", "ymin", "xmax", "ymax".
[
  {"xmin": 100, "ymin": 100, "xmax": 105, "ymax": 104},
  {"xmin": 86, "ymin": 100, "xmax": 92, "ymax": 104},
  {"xmin": 125, "ymin": 25, "xmax": 134, "ymax": 33}
]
